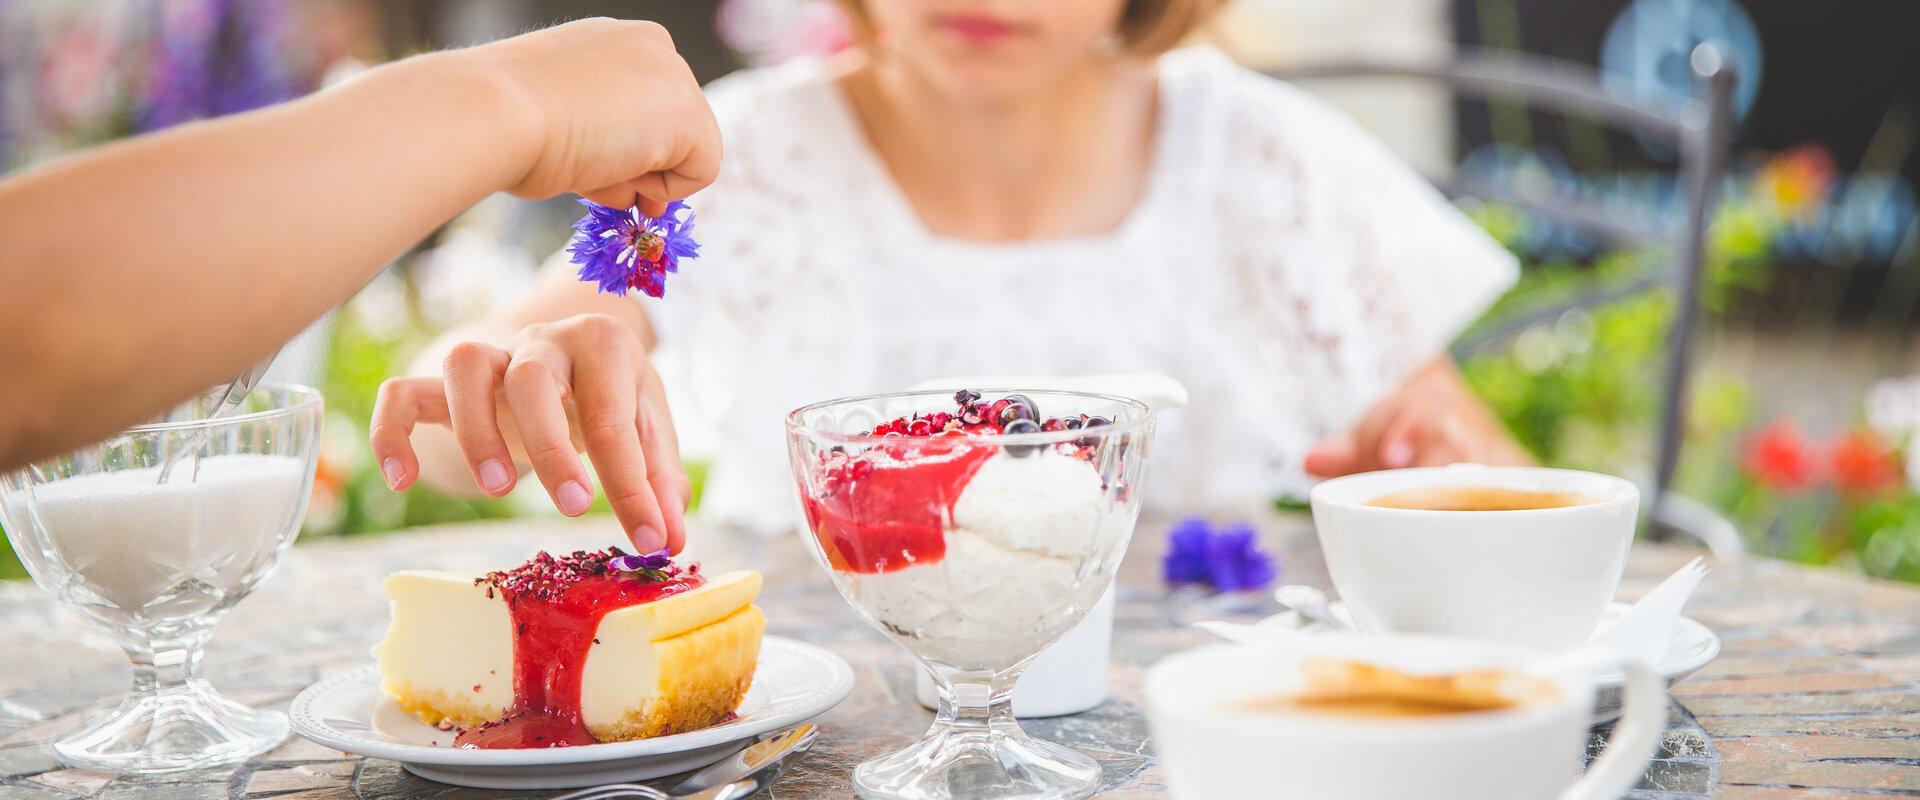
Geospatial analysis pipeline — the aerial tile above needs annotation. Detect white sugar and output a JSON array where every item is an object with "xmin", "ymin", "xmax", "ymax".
[{"xmin": 30, "ymin": 455, "xmax": 306, "ymax": 611}]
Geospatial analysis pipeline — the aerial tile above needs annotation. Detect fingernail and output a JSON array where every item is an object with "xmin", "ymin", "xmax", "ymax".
[
  {"xmin": 556, "ymin": 481, "xmax": 592, "ymax": 516},
  {"xmin": 381, "ymin": 458, "xmax": 404, "ymax": 491},
  {"xmin": 631, "ymin": 525, "xmax": 666, "ymax": 553},
  {"xmin": 1384, "ymin": 440, "xmax": 1414, "ymax": 468},
  {"xmin": 478, "ymin": 460, "xmax": 512, "ymax": 493}
]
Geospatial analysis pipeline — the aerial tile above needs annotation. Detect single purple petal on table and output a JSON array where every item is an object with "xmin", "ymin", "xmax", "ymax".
[
  {"xmin": 1206, "ymin": 523, "xmax": 1277, "ymax": 593},
  {"xmin": 1160, "ymin": 517, "xmax": 1215, "ymax": 585},
  {"xmin": 1161, "ymin": 518, "xmax": 1278, "ymax": 592}
]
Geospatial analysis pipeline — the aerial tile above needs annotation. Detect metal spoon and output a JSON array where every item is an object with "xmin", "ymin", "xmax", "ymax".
[
  {"xmin": 547, "ymin": 724, "xmax": 819, "ymax": 800},
  {"xmin": 1274, "ymin": 584, "xmax": 1361, "ymax": 636},
  {"xmin": 155, "ymin": 358, "xmax": 273, "ymax": 483}
]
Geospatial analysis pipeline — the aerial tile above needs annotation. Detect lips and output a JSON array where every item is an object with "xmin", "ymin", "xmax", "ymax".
[{"xmin": 935, "ymin": 13, "xmax": 1020, "ymax": 46}]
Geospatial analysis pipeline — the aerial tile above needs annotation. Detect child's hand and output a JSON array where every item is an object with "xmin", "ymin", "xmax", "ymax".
[
  {"xmin": 1304, "ymin": 358, "xmax": 1534, "ymax": 477},
  {"xmin": 466, "ymin": 17, "xmax": 723, "ymax": 214},
  {"xmin": 370, "ymin": 314, "xmax": 689, "ymax": 554}
]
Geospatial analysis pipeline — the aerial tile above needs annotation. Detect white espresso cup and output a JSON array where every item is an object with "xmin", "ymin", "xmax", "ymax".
[
  {"xmin": 1310, "ymin": 465, "xmax": 1640, "ymax": 649},
  {"xmin": 1146, "ymin": 636, "xmax": 1666, "ymax": 800}
]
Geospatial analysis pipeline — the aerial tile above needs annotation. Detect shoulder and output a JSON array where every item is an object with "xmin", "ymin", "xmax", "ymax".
[
  {"xmin": 701, "ymin": 58, "xmax": 846, "ymax": 142},
  {"xmin": 1159, "ymin": 46, "xmax": 1389, "ymax": 161},
  {"xmin": 693, "ymin": 59, "xmax": 862, "ymax": 213}
]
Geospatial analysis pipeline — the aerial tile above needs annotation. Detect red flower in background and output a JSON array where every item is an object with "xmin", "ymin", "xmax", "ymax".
[
  {"xmin": 1753, "ymin": 144, "xmax": 1837, "ymax": 220},
  {"xmin": 1830, "ymin": 429, "xmax": 1903, "ymax": 496},
  {"xmin": 1744, "ymin": 421, "xmax": 1819, "ymax": 492}
]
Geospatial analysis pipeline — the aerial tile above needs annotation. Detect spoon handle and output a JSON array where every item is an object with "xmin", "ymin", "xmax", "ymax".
[{"xmin": 155, "ymin": 358, "xmax": 274, "ymax": 483}]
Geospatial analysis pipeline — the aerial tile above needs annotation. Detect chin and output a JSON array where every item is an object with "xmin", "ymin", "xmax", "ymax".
[{"xmin": 905, "ymin": 47, "xmax": 1093, "ymax": 104}]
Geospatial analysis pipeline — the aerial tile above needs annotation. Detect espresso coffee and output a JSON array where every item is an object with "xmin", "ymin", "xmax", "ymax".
[
  {"xmin": 1226, "ymin": 658, "xmax": 1552, "ymax": 720},
  {"xmin": 1235, "ymin": 693, "xmax": 1512, "ymax": 719},
  {"xmin": 1366, "ymin": 485, "xmax": 1594, "ymax": 511}
]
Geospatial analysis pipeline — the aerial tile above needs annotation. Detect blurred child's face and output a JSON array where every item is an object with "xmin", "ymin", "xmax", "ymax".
[{"xmin": 860, "ymin": 0, "xmax": 1130, "ymax": 100}]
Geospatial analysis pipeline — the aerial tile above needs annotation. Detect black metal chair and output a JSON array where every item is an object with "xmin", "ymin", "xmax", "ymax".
[{"xmin": 1269, "ymin": 44, "xmax": 1743, "ymax": 556}]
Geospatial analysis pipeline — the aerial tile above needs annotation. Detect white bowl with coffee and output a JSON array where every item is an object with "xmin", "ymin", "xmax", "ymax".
[
  {"xmin": 1145, "ymin": 635, "xmax": 1665, "ymax": 800},
  {"xmin": 1310, "ymin": 465, "xmax": 1639, "ymax": 650}
]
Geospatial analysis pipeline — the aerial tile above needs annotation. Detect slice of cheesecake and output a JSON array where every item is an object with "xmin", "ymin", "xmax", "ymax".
[{"xmin": 374, "ymin": 552, "xmax": 764, "ymax": 746}]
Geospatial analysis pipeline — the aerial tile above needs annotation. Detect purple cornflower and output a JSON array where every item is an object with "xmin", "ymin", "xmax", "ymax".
[
  {"xmin": 1161, "ymin": 517, "xmax": 1278, "ymax": 593},
  {"xmin": 568, "ymin": 199, "xmax": 700, "ymax": 298}
]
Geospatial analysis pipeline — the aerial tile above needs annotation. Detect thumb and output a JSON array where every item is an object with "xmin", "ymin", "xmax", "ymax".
[{"xmin": 1305, "ymin": 435, "xmax": 1362, "ymax": 477}]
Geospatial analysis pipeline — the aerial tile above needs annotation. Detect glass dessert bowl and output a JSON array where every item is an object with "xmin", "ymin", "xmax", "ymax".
[
  {"xmin": 787, "ymin": 389, "xmax": 1155, "ymax": 800},
  {"xmin": 0, "ymin": 384, "xmax": 322, "ymax": 773}
]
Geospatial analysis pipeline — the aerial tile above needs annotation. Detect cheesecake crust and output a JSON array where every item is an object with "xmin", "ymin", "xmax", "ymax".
[{"xmin": 591, "ymin": 604, "xmax": 766, "ymax": 741}]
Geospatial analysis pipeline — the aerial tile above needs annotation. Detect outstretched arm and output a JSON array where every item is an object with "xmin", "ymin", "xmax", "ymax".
[{"xmin": 0, "ymin": 18, "xmax": 720, "ymax": 471}]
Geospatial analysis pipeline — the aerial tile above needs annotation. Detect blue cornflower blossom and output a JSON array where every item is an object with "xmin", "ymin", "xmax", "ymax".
[
  {"xmin": 567, "ymin": 199, "xmax": 700, "ymax": 298},
  {"xmin": 1161, "ymin": 517, "xmax": 1278, "ymax": 593}
]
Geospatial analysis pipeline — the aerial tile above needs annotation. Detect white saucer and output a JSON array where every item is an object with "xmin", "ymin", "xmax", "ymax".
[
  {"xmin": 1265, "ymin": 602, "xmax": 1720, "ymax": 724},
  {"xmin": 289, "ymin": 636, "xmax": 853, "ymax": 789}
]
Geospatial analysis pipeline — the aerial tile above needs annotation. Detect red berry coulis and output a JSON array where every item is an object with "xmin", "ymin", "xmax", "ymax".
[
  {"xmin": 455, "ymin": 549, "xmax": 704, "ymax": 749},
  {"xmin": 802, "ymin": 391, "xmax": 1107, "ymax": 574}
]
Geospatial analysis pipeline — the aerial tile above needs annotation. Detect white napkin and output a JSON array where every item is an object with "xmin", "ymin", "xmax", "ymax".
[{"xmin": 1587, "ymin": 556, "xmax": 1709, "ymax": 665}]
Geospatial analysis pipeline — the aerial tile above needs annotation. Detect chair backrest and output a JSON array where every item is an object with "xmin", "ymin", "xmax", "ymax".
[{"xmin": 1267, "ymin": 46, "xmax": 1739, "ymax": 549}]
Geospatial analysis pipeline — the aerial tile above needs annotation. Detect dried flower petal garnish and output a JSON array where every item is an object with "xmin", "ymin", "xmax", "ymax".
[
  {"xmin": 567, "ymin": 199, "xmax": 700, "ymax": 298},
  {"xmin": 608, "ymin": 549, "xmax": 674, "ymax": 579},
  {"xmin": 476, "ymin": 548, "xmax": 692, "ymax": 600}
]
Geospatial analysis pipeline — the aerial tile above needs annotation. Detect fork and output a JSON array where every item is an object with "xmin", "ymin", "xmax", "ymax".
[{"xmin": 550, "ymin": 784, "xmax": 670, "ymax": 800}]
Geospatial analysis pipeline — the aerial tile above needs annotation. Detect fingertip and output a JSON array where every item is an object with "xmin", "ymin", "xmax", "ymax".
[
  {"xmin": 663, "ymin": 497, "xmax": 688, "ymax": 555},
  {"xmin": 381, "ymin": 457, "xmax": 407, "ymax": 492},
  {"xmin": 477, "ymin": 459, "xmax": 515, "ymax": 496},
  {"xmin": 556, "ymin": 480, "xmax": 593, "ymax": 516},
  {"xmin": 630, "ymin": 524, "xmax": 667, "ymax": 554},
  {"xmin": 636, "ymin": 194, "xmax": 668, "ymax": 217},
  {"xmin": 1303, "ymin": 440, "xmax": 1355, "ymax": 478},
  {"xmin": 1381, "ymin": 438, "xmax": 1415, "ymax": 469},
  {"xmin": 580, "ymin": 186, "xmax": 638, "ymax": 210}
]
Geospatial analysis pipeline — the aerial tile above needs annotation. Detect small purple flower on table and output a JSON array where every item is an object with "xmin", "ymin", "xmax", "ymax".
[
  {"xmin": 1161, "ymin": 517, "xmax": 1278, "ymax": 593},
  {"xmin": 568, "ymin": 199, "xmax": 700, "ymax": 298}
]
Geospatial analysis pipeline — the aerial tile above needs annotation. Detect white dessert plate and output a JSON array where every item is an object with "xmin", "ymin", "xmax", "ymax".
[
  {"xmin": 289, "ymin": 636, "xmax": 853, "ymax": 789},
  {"xmin": 1246, "ymin": 602, "xmax": 1720, "ymax": 724}
]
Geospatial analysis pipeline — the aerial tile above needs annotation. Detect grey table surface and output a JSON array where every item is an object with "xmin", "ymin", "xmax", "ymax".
[{"xmin": 3, "ymin": 512, "xmax": 1919, "ymax": 799}]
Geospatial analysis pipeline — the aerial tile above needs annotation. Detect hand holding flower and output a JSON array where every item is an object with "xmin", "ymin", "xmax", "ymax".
[{"xmin": 469, "ymin": 17, "xmax": 723, "ymax": 212}]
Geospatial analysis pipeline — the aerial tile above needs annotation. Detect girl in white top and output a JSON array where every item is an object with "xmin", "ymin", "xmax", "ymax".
[{"xmin": 373, "ymin": 0, "xmax": 1533, "ymax": 552}]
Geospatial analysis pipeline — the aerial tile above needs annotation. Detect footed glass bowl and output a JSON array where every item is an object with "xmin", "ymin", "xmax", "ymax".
[
  {"xmin": 0, "ymin": 384, "xmax": 321, "ymax": 773},
  {"xmin": 787, "ymin": 389, "xmax": 1154, "ymax": 800}
]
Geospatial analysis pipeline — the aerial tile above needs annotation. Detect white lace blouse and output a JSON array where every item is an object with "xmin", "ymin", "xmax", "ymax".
[{"xmin": 649, "ymin": 47, "xmax": 1518, "ymax": 533}]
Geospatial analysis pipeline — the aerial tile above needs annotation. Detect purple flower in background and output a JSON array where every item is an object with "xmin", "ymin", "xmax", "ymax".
[
  {"xmin": 141, "ymin": 0, "xmax": 295, "ymax": 133},
  {"xmin": 568, "ymin": 199, "xmax": 700, "ymax": 298},
  {"xmin": 1161, "ymin": 517, "xmax": 1278, "ymax": 593}
]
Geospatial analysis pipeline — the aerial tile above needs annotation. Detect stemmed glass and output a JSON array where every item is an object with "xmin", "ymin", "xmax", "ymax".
[
  {"xmin": 0, "ymin": 384, "xmax": 322, "ymax": 773},
  {"xmin": 787, "ymin": 389, "xmax": 1154, "ymax": 800}
]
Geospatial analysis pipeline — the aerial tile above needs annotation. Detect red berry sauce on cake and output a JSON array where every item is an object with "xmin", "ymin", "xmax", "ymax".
[{"xmin": 455, "ymin": 549, "xmax": 703, "ymax": 749}]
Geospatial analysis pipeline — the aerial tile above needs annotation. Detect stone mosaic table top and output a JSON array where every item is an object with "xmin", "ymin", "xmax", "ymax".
[{"xmin": 2, "ymin": 512, "xmax": 1919, "ymax": 799}]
